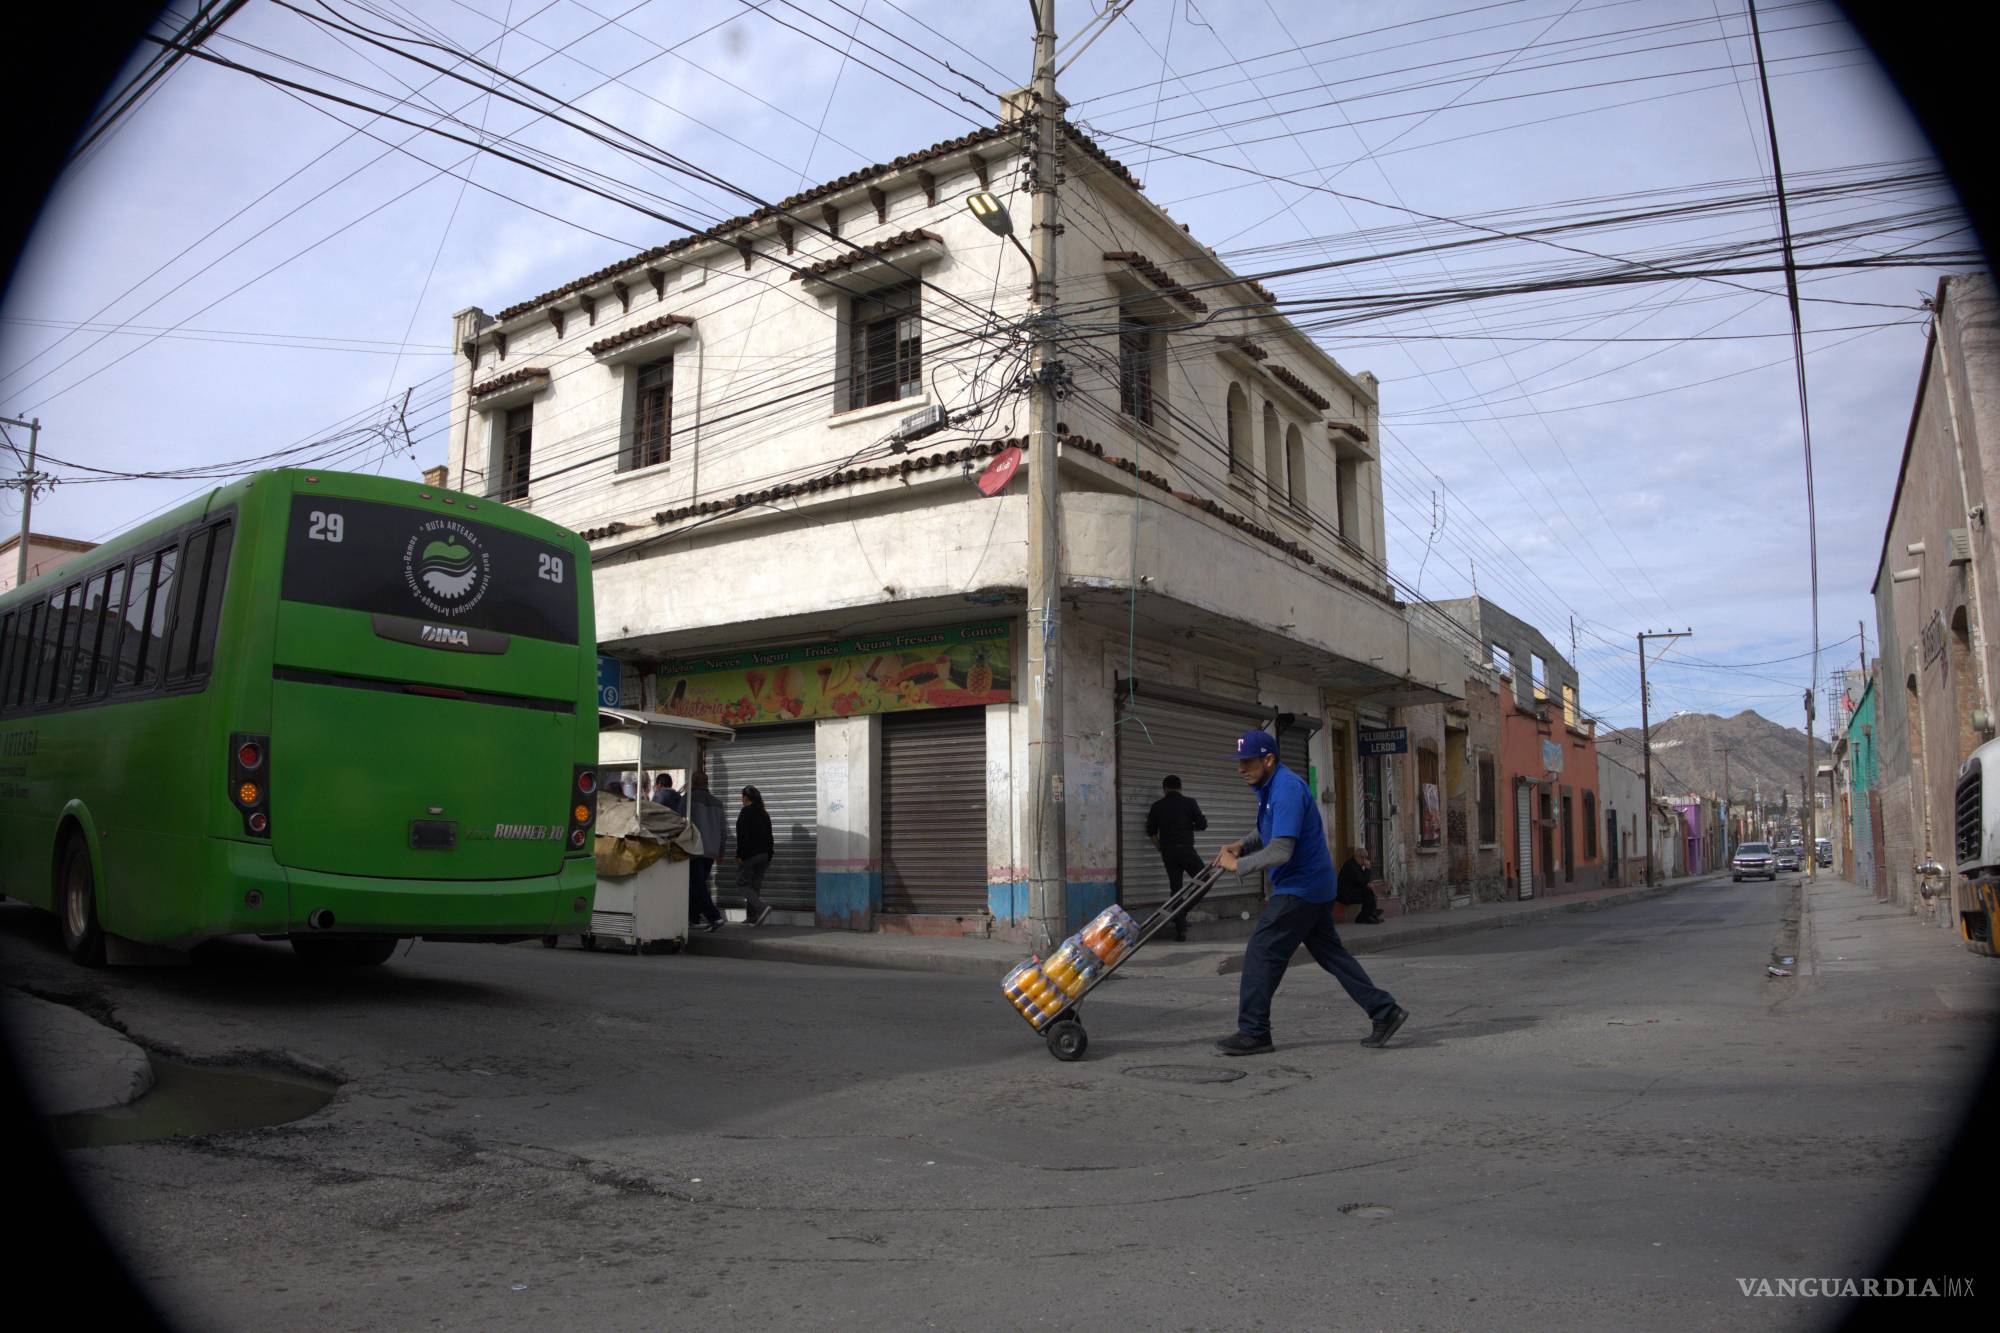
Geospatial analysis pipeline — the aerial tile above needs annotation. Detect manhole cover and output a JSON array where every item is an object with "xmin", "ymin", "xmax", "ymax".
[
  {"xmin": 1122, "ymin": 1065, "xmax": 1247, "ymax": 1085},
  {"xmin": 1340, "ymin": 1203, "xmax": 1394, "ymax": 1219}
]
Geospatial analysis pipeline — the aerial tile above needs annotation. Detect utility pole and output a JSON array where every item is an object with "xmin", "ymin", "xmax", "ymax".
[
  {"xmin": 1858, "ymin": 619, "xmax": 1868, "ymax": 678},
  {"xmin": 1638, "ymin": 628, "xmax": 1691, "ymax": 885},
  {"xmin": 1, "ymin": 414, "xmax": 49, "ymax": 586},
  {"xmin": 1721, "ymin": 747, "xmax": 1733, "ymax": 853},
  {"xmin": 1803, "ymin": 686, "xmax": 1816, "ymax": 880},
  {"xmin": 1023, "ymin": 0, "xmax": 1067, "ymax": 955}
]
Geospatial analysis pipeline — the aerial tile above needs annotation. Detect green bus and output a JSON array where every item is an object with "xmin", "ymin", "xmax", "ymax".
[{"xmin": 0, "ymin": 469, "xmax": 599, "ymax": 966}]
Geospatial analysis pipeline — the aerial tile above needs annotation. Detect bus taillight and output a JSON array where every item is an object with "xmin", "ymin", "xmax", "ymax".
[
  {"xmin": 230, "ymin": 733, "xmax": 271, "ymax": 838},
  {"xmin": 566, "ymin": 764, "xmax": 595, "ymax": 855}
]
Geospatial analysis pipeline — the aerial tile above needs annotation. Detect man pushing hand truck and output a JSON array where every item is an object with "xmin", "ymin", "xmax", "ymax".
[{"xmin": 1212, "ymin": 730, "xmax": 1409, "ymax": 1056}]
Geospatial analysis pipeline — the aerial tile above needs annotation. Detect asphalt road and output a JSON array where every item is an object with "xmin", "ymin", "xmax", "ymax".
[{"xmin": 2, "ymin": 875, "xmax": 1992, "ymax": 1331}]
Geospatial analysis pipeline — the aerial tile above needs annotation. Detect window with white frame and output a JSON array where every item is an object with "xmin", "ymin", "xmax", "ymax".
[
  {"xmin": 1262, "ymin": 401, "xmax": 1283, "ymax": 503},
  {"xmin": 846, "ymin": 282, "xmax": 922, "ymax": 410},
  {"xmin": 1284, "ymin": 423, "xmax": 1306, "ymax": 510},
  {"xmin": 1225, "ymin": 382, "xmax": 1249, "ymax": 474},
  {"xmin": 1336, "ymin": 454, "xmax": 1361, "ymax": 541}
]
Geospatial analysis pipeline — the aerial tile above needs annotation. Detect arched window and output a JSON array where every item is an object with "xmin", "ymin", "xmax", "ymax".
[
  {"xmin": 1284, "ymin": 423, "xmax": 1305, "ymax": 509},
  {"xmin": 1262, "ymin": 401, "xmax": 1283, "ymax": 503},
  {"xmin": 1226, "ymin": 383, "xmax": 1249, "ymax": 475}
]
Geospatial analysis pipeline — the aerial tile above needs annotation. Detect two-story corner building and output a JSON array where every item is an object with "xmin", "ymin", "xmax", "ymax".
[
  {"xmin": 442, "ymin": 98, "xmax": 1461, "ymax": 938},
  {"xmin": 1432, "ymin": 597, "xmax": 1604, "ymax": 898}
]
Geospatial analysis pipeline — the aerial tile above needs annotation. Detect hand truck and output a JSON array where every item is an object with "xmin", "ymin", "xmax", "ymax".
[{"xmin": 1014, "ymin": 861, "xmax": 1227, "ymax": 1061}]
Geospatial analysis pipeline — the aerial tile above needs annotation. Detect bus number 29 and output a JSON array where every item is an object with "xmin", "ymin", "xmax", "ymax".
[
  {"xmin": 538, "ymin": 554, "xmax": 564, "ymax": 584},
  {"xmin": 308, "ymin": 511, "xmax": 344, "ymax": 543}
]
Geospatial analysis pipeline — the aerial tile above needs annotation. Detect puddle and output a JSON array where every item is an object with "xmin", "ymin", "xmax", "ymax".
[{"xmin": 50, "ymin": 1057, "xmax": 336, "ymax": 1149}]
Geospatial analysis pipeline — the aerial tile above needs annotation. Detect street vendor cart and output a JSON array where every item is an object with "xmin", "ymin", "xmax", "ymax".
[{"xmin": 548, "ymin": 708, "xmax": 733, "ymax": 954}]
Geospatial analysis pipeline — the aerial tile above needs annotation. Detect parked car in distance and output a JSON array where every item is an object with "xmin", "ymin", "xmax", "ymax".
[
  {"xmin": 1733, "ymin": 842, "xmax": 1777, "ymax": 881},
  {"xmin": 1775, "ymin": 849, "xmax": 1800, "ymax": 872}
]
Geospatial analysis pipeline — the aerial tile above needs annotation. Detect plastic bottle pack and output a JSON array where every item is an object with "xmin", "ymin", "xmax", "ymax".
[{"xmin": 1002, "ymin": 960, "xmax": 1063, "ymax": 1028}]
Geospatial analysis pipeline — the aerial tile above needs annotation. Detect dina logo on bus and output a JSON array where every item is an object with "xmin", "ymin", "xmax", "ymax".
[{"xmin": 402, "ymin": 519, "xmax": 492, "ymax": 618}]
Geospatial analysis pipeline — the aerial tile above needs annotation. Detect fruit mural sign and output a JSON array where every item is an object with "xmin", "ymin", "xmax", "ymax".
[{"xmin": 653, "ymin": 622, "xmax": 1012, "ymax": 727}]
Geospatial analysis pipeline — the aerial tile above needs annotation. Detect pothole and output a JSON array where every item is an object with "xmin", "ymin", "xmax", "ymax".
[
  {"xmin": 1340, "ymin": 1202, "xmax": 1394, "ymax": 1219},
  {"xmin": 1122, "ymin": 1065, "xmax": 1248, "ymax": 1085},
  {"xmin": 50, "ymin": 1056, "xmax": 336, "ymax": 1149}
]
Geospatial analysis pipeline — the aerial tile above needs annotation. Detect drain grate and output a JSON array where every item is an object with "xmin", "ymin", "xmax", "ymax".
[{"xmin": 1122, "ymin": 1065, "xmax": 1248, "ymax": 1085}]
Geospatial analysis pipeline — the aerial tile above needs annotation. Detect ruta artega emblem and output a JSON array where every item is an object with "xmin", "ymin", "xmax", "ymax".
[{"xmin": 403, "ymin": 518, "xmax": 493, "ymax": 618}]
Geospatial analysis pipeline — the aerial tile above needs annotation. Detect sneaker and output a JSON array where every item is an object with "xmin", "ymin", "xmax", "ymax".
[
  {"xmin": 753, "ymin": 904, "xmax": 775, "ymax": 926},
  {"xmin": 1215, "ymin": 1032, "xmax": 1274, "ymax": 1056},
  {"xmin": 1361, "ymin": 1005, "xmax": 1408, "ymax": 1048},
  {"xmin": 702, "ymin": 919, "xmax": 722, "ymax": 932}
]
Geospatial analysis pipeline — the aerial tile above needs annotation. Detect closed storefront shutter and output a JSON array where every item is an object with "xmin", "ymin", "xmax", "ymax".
[
  {"xmin": 882, "ymin": 708, "xmax": 988, "ymax": 915},
  {"xmin": 1117, "ymin": 692, "xmax": 1268, "ymax": 909},
  {"xmin": 1278, "ymin": 725, "xmax": 1312, "ymax": 790},
  {"xmin": 1515, "ymin": 781, "xmax": 1534, "ymax": 899},
  {"xmin": 708, "ymin": 723, "xmax": 817, "ymax": 913}
]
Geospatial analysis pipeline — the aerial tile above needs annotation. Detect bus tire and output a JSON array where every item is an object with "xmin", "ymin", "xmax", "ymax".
[
  {"xmin": 292, "ymin": 936, "xmax": 399, "ymax": 966},
  {"xmin": 57, "ymin": 835, "xmax": 106, "ymax": 968}
]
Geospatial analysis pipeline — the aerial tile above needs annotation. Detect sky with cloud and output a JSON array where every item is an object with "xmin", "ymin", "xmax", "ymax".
[{"xmin": 0, "ymin": 0, "xmax": 1975, "ymax": 736}]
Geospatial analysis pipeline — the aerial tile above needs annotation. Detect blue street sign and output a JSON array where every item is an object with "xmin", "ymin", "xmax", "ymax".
[
  {"xmin": 596, "ymin": 656, "xmax": 622, "ymax": 708},
  {"xmin": 1359, "ymin": 727, "xmax": 1407, "ymax": 756}
]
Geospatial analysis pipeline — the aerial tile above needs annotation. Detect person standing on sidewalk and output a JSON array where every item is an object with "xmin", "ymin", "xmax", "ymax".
[
  {"xmin": 685, "ymin": 769, "xmax": 726, "ymax": 932},
  {"xmin": 1213, "ymin": 731, "xmax": 1408, "ymax": 1056},
  {"xmin": 1146, "ymin": 775, "xmax": 1209, "ymax": 942},
  {"xmin": 735, "ymin": 785, "xmax": 776, "ymax": 926}
]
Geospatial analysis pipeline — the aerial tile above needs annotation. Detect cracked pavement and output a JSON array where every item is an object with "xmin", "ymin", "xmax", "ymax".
[{"xmin": 2, "ymin": 875, "xmax": 1994, "ymax": 1330}]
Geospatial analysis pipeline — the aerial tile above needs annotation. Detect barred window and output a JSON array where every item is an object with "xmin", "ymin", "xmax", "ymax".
[
  {"xmin": 1120, "ymin": 315, "xmax": 1157, "ymax": 426},
  {"xmin": 849, "ymin": 283, "xmax": 922, "ymax": 409},
  {"xmin": 631, "ymin": 357, "xmax": 673, "ymax": 470},
  {"xmin": 500, "ymin": 406, "xmax": 533, "ymax": 502}
]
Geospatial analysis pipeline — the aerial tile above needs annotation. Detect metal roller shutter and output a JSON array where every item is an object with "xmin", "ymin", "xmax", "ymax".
[
  {"xmin": 1278, "ymin": 726, "xmax": 1312, "ymax": 791},
  {"xmin": 708, "ymin": 723, "xmax": 817, "ymax": 913},
  {"xmin": 882, "ymin": 708, "xmax": 988, "ymax": 915},
  {"xmin": 1515, "ymin": 782, "xmax": 1534, "ymax": 899},
  {"xmin": 1117, "ymin": 693, "xmax": 1268, "ymax": 909}
]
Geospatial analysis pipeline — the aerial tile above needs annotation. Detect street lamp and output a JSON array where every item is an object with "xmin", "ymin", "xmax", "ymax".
[{"xmin": 966, "ymin": 190, "xmax": 1037, "ymax": 292}]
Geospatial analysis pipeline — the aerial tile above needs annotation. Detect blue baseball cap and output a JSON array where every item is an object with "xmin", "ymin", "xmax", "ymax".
[{"xmin": 1232, "ymin": 730, "xmax": 1278, "ymax": 759}]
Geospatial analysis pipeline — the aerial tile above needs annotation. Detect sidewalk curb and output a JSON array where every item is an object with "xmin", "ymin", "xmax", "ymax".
[
  {"xmin": 682, "ymin": 877, "xmax": 1714, "ymax": 979},
  {"xmin": 683, "ymin": 932, "xmax": 1019, "ymax": 979},
  {"xmin": 1210, "ymin": 878, "xmax": 1699, "ymax": 974}
]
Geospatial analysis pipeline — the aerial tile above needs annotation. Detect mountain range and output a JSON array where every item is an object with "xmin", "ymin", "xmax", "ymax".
[{"xmin": 1598, "ymin": 710, "xmax": 1829, "ymax": 809}]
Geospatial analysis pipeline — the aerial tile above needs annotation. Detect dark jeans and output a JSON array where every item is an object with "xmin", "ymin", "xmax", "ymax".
[
  {"xmin": 1160, "ymin": 843, "xmax": 1205, "ymax": 930},
  {"xmin": 736, "ymin": 852, "xmax": 772, "ymax": 916},
  {"xmin": 1237, "ymin": 892, "xmax": 1398, "ymax": 1039},
  {"xmin": 1336, "ymin": 881, "xmax": 1380, "ymax": 919},
  {"xmin": 689, "ymin": 856, "xmax": 721, "ymax": 926}
]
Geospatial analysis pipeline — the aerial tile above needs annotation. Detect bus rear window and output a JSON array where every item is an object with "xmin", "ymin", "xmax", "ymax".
[{"xmin": 280, "ymin": 495, "xmax": 579, "ymax": 644}]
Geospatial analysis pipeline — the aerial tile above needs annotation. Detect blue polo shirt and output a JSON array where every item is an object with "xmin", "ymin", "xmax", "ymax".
[{"xmin": 1254, "ymin": 762, "xmax": 1337, "ymax": 902}]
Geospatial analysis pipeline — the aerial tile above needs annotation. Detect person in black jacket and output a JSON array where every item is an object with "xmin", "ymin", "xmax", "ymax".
[
  {"xmin": 1337, "ymin": 848, "xmax": 1384, "ymax": 924},
  {"xmin": 734, "ymin": 785, "xmax": 776, "ymax": 925},
  {"xmin": 1146, "ymin": 775, "xmax": 1208, "ymax": 941}
]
